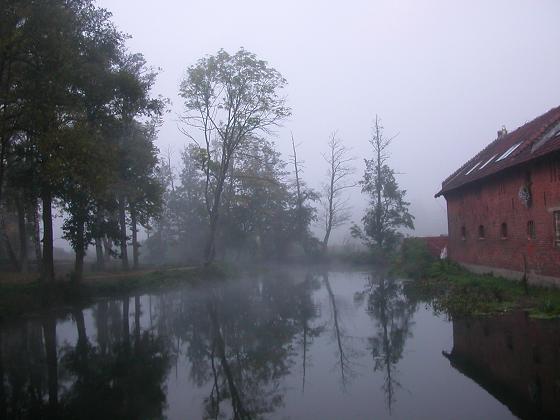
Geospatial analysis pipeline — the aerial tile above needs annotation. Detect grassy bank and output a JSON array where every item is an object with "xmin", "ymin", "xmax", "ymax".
[
  {"xmin": 0, "ymin": 264, "xmax": 231, "ymax": 320},
  {"xmin": 408, "ymin": 261, "xmax": 560, "ymax": 318}
]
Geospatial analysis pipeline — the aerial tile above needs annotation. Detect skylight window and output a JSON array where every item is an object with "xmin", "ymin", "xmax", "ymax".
[
  {"xmin": 479, "ymin": 154, "xmax": 497, "ymax": 170},
  {"xmin": 465, "ymin": 161, "xmax": 481, "ymax": 175},
  {"xmin": 496, "ymin": 142, "xmax": 522, "ymax": 162}
]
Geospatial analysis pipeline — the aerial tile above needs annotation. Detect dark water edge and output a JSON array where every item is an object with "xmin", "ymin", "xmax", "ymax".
[{"xmin": 0, "ymin": 266, "xmax": 558, "ymax": 419}]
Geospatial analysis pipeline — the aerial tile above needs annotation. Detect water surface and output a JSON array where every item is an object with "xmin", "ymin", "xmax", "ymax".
[{"xmin": 1, "ymin": 267, "xmax": 558, "ymax": 419}]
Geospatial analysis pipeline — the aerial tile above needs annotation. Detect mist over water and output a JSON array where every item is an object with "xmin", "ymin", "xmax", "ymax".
[{"xmin": 2, "ymin": 267, "xmax": 557, "ymax": 419}]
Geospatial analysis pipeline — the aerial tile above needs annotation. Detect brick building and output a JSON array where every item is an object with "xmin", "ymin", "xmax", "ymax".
[{"xmin": 436, "ymin": 106, "xmax": 560, "ymax": 286}]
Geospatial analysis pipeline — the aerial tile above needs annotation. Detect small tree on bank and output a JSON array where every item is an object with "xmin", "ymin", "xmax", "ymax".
[
  {"xmin": 352, "ymin": 116, "xmax": 414, "ymax": 252},
  {"xmin": 179, "ymin": 48, "xmax": 290, "ymax": 265}
]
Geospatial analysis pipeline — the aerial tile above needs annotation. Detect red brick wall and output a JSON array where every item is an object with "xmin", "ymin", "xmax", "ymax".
[{"xmin": 445, "ymin": 154, "xmax": 560, "ymax": 278}]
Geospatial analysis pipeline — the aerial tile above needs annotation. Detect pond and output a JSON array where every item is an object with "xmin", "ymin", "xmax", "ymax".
[{"xmin": 1, "ymin": 267, "xmax": 559, "ymax": 419}]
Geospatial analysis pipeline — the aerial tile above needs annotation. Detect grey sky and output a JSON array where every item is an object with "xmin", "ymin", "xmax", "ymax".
[{"xmin": 89, "ymin": 0, "xmax": 560, "ymax": 244}]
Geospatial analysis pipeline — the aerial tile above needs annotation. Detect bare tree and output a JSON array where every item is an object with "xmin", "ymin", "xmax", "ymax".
[
  {"xmin": 320, "ymin": 132, "xmax": 356, "ymax": 253},
  {"xmin": 291, "ymin": 133, "xmax": 303, "ymax": 231},
  {"xmin": 179, "ymin": 49, "xmax": 290, "ymax": 264}
]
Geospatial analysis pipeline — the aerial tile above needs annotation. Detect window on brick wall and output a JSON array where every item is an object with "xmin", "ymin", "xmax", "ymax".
[
  {"xmin": 554, "ymin": 212, "xmax": 560, "ymax": 247},
  {"xmin": 461, "ymin": 226, "xmax": 466, "ymax": 240},
  {"xmin": 527, "ymin": 220, "xmax": 536, "ymax": 240},
  {"xmin": 478, "ymin": 225, "xmax": 485, "ymax": 239},
  {"xmin": 500, "ymin": 223, "xmax": 508, "ymax": 239}
]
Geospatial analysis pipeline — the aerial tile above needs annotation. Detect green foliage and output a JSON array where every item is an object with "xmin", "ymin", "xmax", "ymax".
[
  {"xmin": 407, "ymin": 261, "xmax": 560, "ymax": 318},
  {"xmin": 179, "ymin": 48, "xmax": 291, "ymax": 263},
  {"xmin": 0, "ymin": 1, "xmax": 165, "ymax": 279},
  {"xmin": 146, "ymin": 136, "xmax": 319, "ymax": 264},
  {"xmin": 352, "ymin": 117, "xmax": 414, "ymax": 252},
  {"xmin": 392, "ymin": 238, "xmax": 435, "ymax": 279}
]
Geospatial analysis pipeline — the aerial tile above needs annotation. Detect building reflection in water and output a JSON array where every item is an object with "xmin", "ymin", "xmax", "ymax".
[{"xmin": 444, "ymin": 311, "xmax": 560, "ymax": 420}]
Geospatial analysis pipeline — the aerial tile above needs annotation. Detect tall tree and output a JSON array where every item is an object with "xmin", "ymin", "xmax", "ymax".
[
  {"xmin": 112, "ymin": 53, "xmax": 164, "ymax": 270},
  {"xmin": 289, "ymin": 134, "xmax": 318, "ymax": 255},
  {"xmin": 179, "ymin": 48, "xmax": 290, "ymax": 264},
  {"xmin": 11, "ymin": 0, "xmax": 123, "ymax": 281},
  {"xmin": 352, "ymin": 116, "xmax": 414, "ymax": 252},
  {"xmin": 320, "ymin": 131, "xmax": 356, "ymax": 253},
  {"xmin": 125, "ymin": 122, "xmax": 163, "ymax": 270}
]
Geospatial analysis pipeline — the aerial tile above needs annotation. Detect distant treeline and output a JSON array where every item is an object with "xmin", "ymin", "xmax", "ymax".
[{"xmin": 0, "ymin": 1, "xmax": 414, "ymax": 281}]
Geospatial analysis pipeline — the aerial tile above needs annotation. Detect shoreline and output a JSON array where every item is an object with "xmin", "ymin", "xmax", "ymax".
[
  {"xmin": 0, "ymin": 265, "xmax": 228, "ymax": 320},
  {"xmin": 406, "ymin": 261, "xmax": 560, "ymax": 319}
]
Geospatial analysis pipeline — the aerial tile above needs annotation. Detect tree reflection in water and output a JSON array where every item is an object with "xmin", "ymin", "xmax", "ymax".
[
  {"xmin": 296, "ymin": 274, "xmax": 323, "ymax": 394},
  {"xmin": 0, "ymin": 270, "xmax": 323, "ymax": 419},
  {"xmin": 356, "ymin": 274, "xmax": 416, "ymax": 412},
  {"xmin": 0, "ymin": 301, "xmax": 171, "ymax": 420},
  {"xmin": 323, "ymin": 272, "xmax": 359, "ymax": 390},
  {"xmin": 150, "ymin": 270, "xmax": 322, "ymax": 419}
]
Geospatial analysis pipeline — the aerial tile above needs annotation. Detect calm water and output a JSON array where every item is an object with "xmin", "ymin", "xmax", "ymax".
[{"xmin": 1, "ymin": 267, "xmax": 559, "ymax": 419}]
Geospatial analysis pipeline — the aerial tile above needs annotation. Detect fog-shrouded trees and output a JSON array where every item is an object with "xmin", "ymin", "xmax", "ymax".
[
  {"xmin": 290, "ymin": 134, "xmax": 319, "ymax": 255},
  {"xmin": 146, "ymin": 135, "xmax": 315, "ymax": 264},
  {"xmin": 0, "ymin": 0, "xmax": 165, "ymax": 281},
  {"xmin": 320, "ymin": 132, "xmax": 356, "ymax": 254},
  {"xmin": 179, "ymin": 48, "xmax": 291, "ymax": 265},
  {"xmin": 352, "ymin": 116, "xmax": 414, "ymax": 253}
]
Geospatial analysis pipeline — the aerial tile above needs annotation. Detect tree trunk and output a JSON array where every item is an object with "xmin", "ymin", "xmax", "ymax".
[
  {"xmin": 73, "ymin": 219, "xmax": 85, "ymax": 283},
  {"xmin": 204, "ymin": 214, "xmax": 218, "ymax": 265},
  {"xmin": 42, "ymin": 316, "xmax": 58, "ymax": 414},
  {"xmin": 95, "ymin": 238, "xmax": 104, "ymax": 271},
  {"xmin": 94, "ymin": 211, "xmax": 104, "ymax": 271},
  {"xmin": 203, "ymin": 166, "xmax": 228, "ymax": 266},
  {"xmin": 134, "ymin": 295, "xmax": 141, "ymax": 342},
  {"xmin": 15, "ymin": 195, "xmax": 28, "ymax": 273},
  {"xmin": 0, "ymin": 134, "xmax": 6, "ymax": 207},
  {"xmin": 0, "ymin": 217, "xmax": 20, "ymax": 271},
  {"xmin": 72, "ymin": 309, "xmax": 88, "ymax": 368},
  {"xmin": 103, "ymin": 237, "xmax": 112, "ymax": 264},
  {"xmin": 33, "ymin": 199, "xmax": 42, "ymax": 271},
  {"xmin": 41, "ymin": 190, "xmax": 55, "ymax": 282},
  {"xmin": 122, "ymin": 297, "xmax": 130, "ymax": 346},
  {"xmin": 96, "ymin": 301, "xmax": 108, "ymax": 355},
  {"xmin": 130, "ymin": 204, "xmax": 139, "ymax": 270},
  {"xmin": 0, "ymin": 326, "xmax": 6, "ymax": 419},
  {"xmin": 118, "ymin": 196, "xmax": 129, "ymax": 270}
]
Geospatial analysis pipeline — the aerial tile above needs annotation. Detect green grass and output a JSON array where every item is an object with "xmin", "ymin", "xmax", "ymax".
[
  {"xmin": 0, "ymin": 264, "xmax": 231, "ymax": 320},
  {"xmin": 408, "ymin": 260, "xmax": 560, "ymax": 318}
]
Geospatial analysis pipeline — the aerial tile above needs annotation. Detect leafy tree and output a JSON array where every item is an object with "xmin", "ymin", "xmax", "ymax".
[
  {"xmin": 111, "ymin": 53, "xmax": 165, "ymax": 270},
  {"xmin": 219, "ymin": 137, "xmax": 294, "ymax": 259},
  {"xmin": 6, "ymin": 0, "xmax": 125, "ymax": 281},
  {"xmin": 124, "ymin": 122, "xmax": 163, "ymax": 269},
  {"xmin": 352, "ymin": 116, "xmax": 414, "ymax": 252},
  {"xmin": 179, "ymin": 48, "xmax": 291, "ymax": 264}
]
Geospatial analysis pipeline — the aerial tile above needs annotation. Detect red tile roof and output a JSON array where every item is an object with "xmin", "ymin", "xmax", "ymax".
[{"xmin": 436, "ymin": 105, "xmax": 560, "ymax": 197}]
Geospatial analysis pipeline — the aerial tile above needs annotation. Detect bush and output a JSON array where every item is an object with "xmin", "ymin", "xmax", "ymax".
[{"xmin": 392, "ymin": 237, "xmax": 435, "ymax": 279}]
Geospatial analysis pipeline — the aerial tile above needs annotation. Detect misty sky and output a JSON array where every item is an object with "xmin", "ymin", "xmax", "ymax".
[{"xmin": 67, "ymin": 0, "xmax": 560, "ymax": 248}]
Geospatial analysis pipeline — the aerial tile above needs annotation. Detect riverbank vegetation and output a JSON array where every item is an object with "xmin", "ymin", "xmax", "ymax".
[
  {"xmin": 0, "ymin": 265, "xmax": 228, "ymax": 320},
  {"xmin": 396, "ymin": 239, "xmax": 560, "ymax": 318}
]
